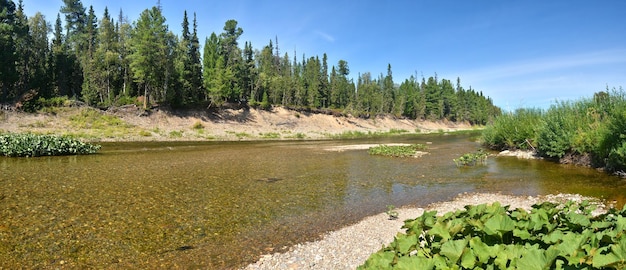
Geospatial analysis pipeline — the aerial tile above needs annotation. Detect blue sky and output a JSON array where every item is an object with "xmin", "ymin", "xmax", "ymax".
[{"xmin": 21, "ymin": 0, "xmax": 626, "ymax": 110}]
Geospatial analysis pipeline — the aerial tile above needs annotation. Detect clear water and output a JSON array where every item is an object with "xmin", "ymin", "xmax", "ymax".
[{"xmin": 1, "ymin": 132, "xmax": 624, "ymax": 268}]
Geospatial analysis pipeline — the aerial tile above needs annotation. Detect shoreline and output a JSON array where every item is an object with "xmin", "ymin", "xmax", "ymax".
[
  {"xmin": 243, "ymin": 192, "xmax": 605, "ymax": 270},
  {"xmin": 0, "ymin": 105, "xmax": 478, "ymax": 142}
]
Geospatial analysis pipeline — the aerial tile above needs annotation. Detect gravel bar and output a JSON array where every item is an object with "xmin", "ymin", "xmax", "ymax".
[{"xmin": 243, "ymin": 192, "xmax": 604, "ymax": 270}]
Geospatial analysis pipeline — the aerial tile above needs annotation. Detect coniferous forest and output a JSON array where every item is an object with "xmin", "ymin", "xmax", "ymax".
[{"xmin": 0, "ymin": 0, "xmax": 501, "ymax": 124}]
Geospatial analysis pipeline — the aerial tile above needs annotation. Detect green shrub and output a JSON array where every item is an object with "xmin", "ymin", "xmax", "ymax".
[
  {"xmin": 191, "ymin": 121, "xmax": 204, "ymax": 130},
  {"xmin": 0, "ymin": 133, "xmax": 101, "ymax": 157},
  {"xmin": 169, "ymin": 130, "xmax": 183, "ymax": 138},
  {"xmin": 454, "ymin": 149, "xmax": 488, "ymax": 166},
  {"xmin": 481, "ymin": 108, "xmax": 543, "ymax": 150},
  {"xmin": 369, "ymin": 144, "xmax": 427, "ymax": 157},
  {"xmin": 482, "ymin": 88, "xmax": 626, "ymax": 173},
  {"xmin": 259, "ymin": 132, "xmax": 280, "ymax": 139},
  {"xmin": 360, "ymin": 201, "xmax": 626, "ymax": 269},
  {"xmin": 69, "ymin": 108, "xmax": 130, "ymax": 129},
  {"xmin": 598, "ymin": 100, "xmax": 626, "ymax": 172}
]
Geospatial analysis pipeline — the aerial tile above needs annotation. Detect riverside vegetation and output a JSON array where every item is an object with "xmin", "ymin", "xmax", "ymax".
[
  {"xmin": 482, "ymin": 89, "xmax": 626, "ymax": 174},
  {"xmin": 368, "ymin": 144, "xmax": 428, "ymax": 157},
  {"xmin": 0, "ymin": 133, "xmax": 101, "ymax": 157},
  {"xmin": 1, "ymin": 1, "xmax": 500, "ymax": 127},
  {"xmin": 453, "ymin": 149, "xmax": 488, "ymax": 167},
  {"xmin": 360, "ymin": 200, "xmax": 626, "ymax": 269}
]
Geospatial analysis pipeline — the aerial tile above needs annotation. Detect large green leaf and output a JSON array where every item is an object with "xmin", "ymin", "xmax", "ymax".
[
  {"xmin": 517, "ymin": 245, "xmax": 559, "ymax": 269},
  {"xmin": 396, "ymin": 233, "xmax": 418, "ymax": 255},
  {"xmin": 428, "ymin": 221, "xmax": 452, "ymax": 241},
  {"xmin": 460, "ymin": 247, "xmax": 476, "ymax": 269},
  {"xmin": 469, "ymin": 237, "xmax": 493, "ymax": 263},
  {"xmin": 593, "ymin": 237, "xmax": 626, "ymax": 268},
  {"xmin": 440, "ymin": 238, "xmax": 468, "ymax": 264},
  {"xmin": 358, "ymin": 251, "xmax": 395, "ymax": 269},
  {"xmin": 566, "ymin": 211, "xmax": 591, "ymax": 228},
  {"xmin": 395, "ymin": 256, "xmax": 434, "ymax": 270},
  {"xmin": 483, "ymin": 213, "xmax": 516, "ymax": 236}
]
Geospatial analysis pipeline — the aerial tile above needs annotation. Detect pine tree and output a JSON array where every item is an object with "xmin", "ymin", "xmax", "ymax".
[
  {"xmin": 13, "ymin": 0, "xmax": 31, "ymax": 99},
  {"xmin": 80, "ymin": 5, "xmax": 99, "ymax": 105},
  {"xmin": 0, "ymin": 0, "xmax": 18, "ymax": 102},
  {"xmin": 92, "ymin": 7, "xmax": 118, "ymax": 104},
  {"xmin": 129, "ymin": 6, "xmax": 171, "ymax": 108},
  {"xmin": 28, "ymin": 12, "xmax": 52, "ymax": 98},
  {"xmin": 60, "ymin": 0, "xmax": 86, "ymax": 98}
]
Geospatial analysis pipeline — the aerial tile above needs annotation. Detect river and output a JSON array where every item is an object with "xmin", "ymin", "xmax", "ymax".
[{"xmin": 1, "ymin": 132, "xmax": 624, "ymax": 268}]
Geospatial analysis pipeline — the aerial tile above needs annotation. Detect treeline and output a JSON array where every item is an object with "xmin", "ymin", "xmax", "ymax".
[
  {"xmin": 482, "ymin": 88, "xmax": 626, "ymax": 174},
  {"xmin": 0, "ymin": 0, "xmax": 500, "ymax": 124}
]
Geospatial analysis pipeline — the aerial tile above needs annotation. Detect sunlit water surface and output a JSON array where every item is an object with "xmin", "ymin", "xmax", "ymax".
[{"xmin": 1, "ymin": 132, "xmax": 624, "ymax": 268}]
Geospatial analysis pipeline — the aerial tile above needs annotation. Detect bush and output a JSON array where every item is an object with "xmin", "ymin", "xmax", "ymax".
[
  {"xmin": 0, "ymin": 133, "xmax": 101, "ymax": 157},
  {"xmin": 481, "ymin": 108, "xmax": 542, "ymax": 150},
  {"xmin": 368, "ymin": 144, "xmax": 427, "ymax": 157},
  {"xmin": 598, "ymin": 100, "xmax": 626, "ymax": 172},
  {"xmin": 454, "ymin": 150, "xmax": 488, "ymax": 166},
  {"xmin": 359, "ymin": 201, "xmax": 626, "ymax": 269},
  {"xmin": 482, "ymin": 88, "xmax": 626, "ymax": 173}
]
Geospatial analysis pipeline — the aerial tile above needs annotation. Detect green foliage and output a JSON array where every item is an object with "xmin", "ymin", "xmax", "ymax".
[
  {"xmin": 454, "ymin": 149, "xmax": 488, "ymax": 167},
  {"xmin": 360, "ymin": 201, "xmax": 626, "ymax": 270},
  {"xmin": 369, "ymin": 144, "xmax": 428, "ymax": 157},
  {"xmin": 259, "ymin": 132, "xmax": 280, "ymax": 139},
  {"xmin": 1, "ymin": 1, "xmax": 500, "ymax": 125},
  {"xmin": 386, "ymin": 205, "xmax": 399, "ymax": 220},
  {"xmin": 191, "ymin": 121, "xmax": 204, "ymax": 130},
  {"xmin": 481, "ymin": 108, "xmax": 543, "ymax": 150},
  {"xmin": 168, "ymin": 130, "xmax": 183, "ymax": 138},
  {"xmin": 69, "ymin": 108, "xmax": 131, "ymax": 129},
  {"xmin": 482, "ymin": 89, "xmax": 626, "ymax": 173},
  {"xmin": 0, "ymin": 132, "xmax": 101, "ymax": 157}
]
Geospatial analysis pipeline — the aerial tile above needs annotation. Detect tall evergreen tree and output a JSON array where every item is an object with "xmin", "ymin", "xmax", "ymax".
[
  {"xmin": 129, "ymin": 6, "xmax": 171, "ymax": 108},
  {"xmin": 13, "ymin": 0, "xmax": 31, "ymax": 99},
  {"xmin": 92, "ymin": 7, "xmax": 118, "ymax": 104},
  {"xmin": 176, "ymin": 11, "xmax": 204, "ymax": 106},
  {"xmin": 80, "ymin": 5, "xmax": 99, "ymax": 104},
  {"xmin": 28, "ymin": 12, "xmax": 52, "ymax": 98},
  {"xmin": 0, "ymin": 0, "xmax": 18, "ymax": 102},
  {"xmin": 116, "ymin": 9, "xmax": 133, "ymax": 97},
  {"xmin": 60, "ymin": 0, "xmax": 86, "ymax": 98},
  {"xmin": 189, "ymin": 13, "xmax": 203, "ymax": 102}
]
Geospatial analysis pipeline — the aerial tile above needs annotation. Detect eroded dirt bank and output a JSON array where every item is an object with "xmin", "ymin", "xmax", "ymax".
[{"xmin": 0, "ymin": 105, "xmax": 475, "ymax": 141}]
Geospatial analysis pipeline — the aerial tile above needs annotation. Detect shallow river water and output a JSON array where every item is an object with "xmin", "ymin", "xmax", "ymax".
[{"xmin": 1, "ymin": 132, "xmax": 625, "ymax": 268}]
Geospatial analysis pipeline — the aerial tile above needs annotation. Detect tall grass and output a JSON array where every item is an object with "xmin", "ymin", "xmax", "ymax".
[
  {"xmin": 481, "ymin": 88, "xmax": 626, "ymax": 173},
  {"xmin": 481, "ymin": 108, "xmax": 543, "ymax": 150}
]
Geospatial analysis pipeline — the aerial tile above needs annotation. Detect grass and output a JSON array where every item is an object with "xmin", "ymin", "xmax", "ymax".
[
  {"xmin": 191, "ymin": 121, "xmax": 204, "ymax": 130},
  {"xmin": 225, "ymin": 131, "xmax": 251, "ymax": 139},
  {"xmin": 138, "ymin": 130, "xmax": 152, "ymax": 137},
  {"xmin": 169, "ymin": 130, "xmax": 184, "ymax": 138},
  {"xmin": 259, "ymin": 132, "xmax": 281, "ymax": 139}
]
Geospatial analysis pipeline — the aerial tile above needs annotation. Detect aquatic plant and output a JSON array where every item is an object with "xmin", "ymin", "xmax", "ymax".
[
  {"xmin": 360, "ymin": 201, "xmax": 626, "ymax": 269},
  {"xmin": 368, "ymin": 144, "xmax": 428, "ymax": 158},
  {"xmin": 453, "ymin": 150, "xmax": 488, "ymax": 166},
  {"xmin": 0, "ymin": 133, "xmax": 101, "ymax": 157},
  {"xmin": 386, "ymin": 205, "xmax": 399, "ymax": 220}
]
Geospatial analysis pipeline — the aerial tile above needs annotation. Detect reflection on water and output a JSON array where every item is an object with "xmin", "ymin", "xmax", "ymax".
[{"xmin": 1, "ymin": 133, "xmax": 624, "ymax": 268}]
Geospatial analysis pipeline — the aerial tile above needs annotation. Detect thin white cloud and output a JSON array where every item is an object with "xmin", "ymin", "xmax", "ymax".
[
  {"xmin": 460, "ymin": 49, "xmax": 626, "ymax": 83},
  {"xmin": 314, "ymin": 30, "xmax": 335, "ymax": 43}
]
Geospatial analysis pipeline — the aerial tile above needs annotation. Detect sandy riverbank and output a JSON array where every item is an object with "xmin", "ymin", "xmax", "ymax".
[{"xmin": 0, "ymin": 105, "xmax": 475, "ymax": 141}]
